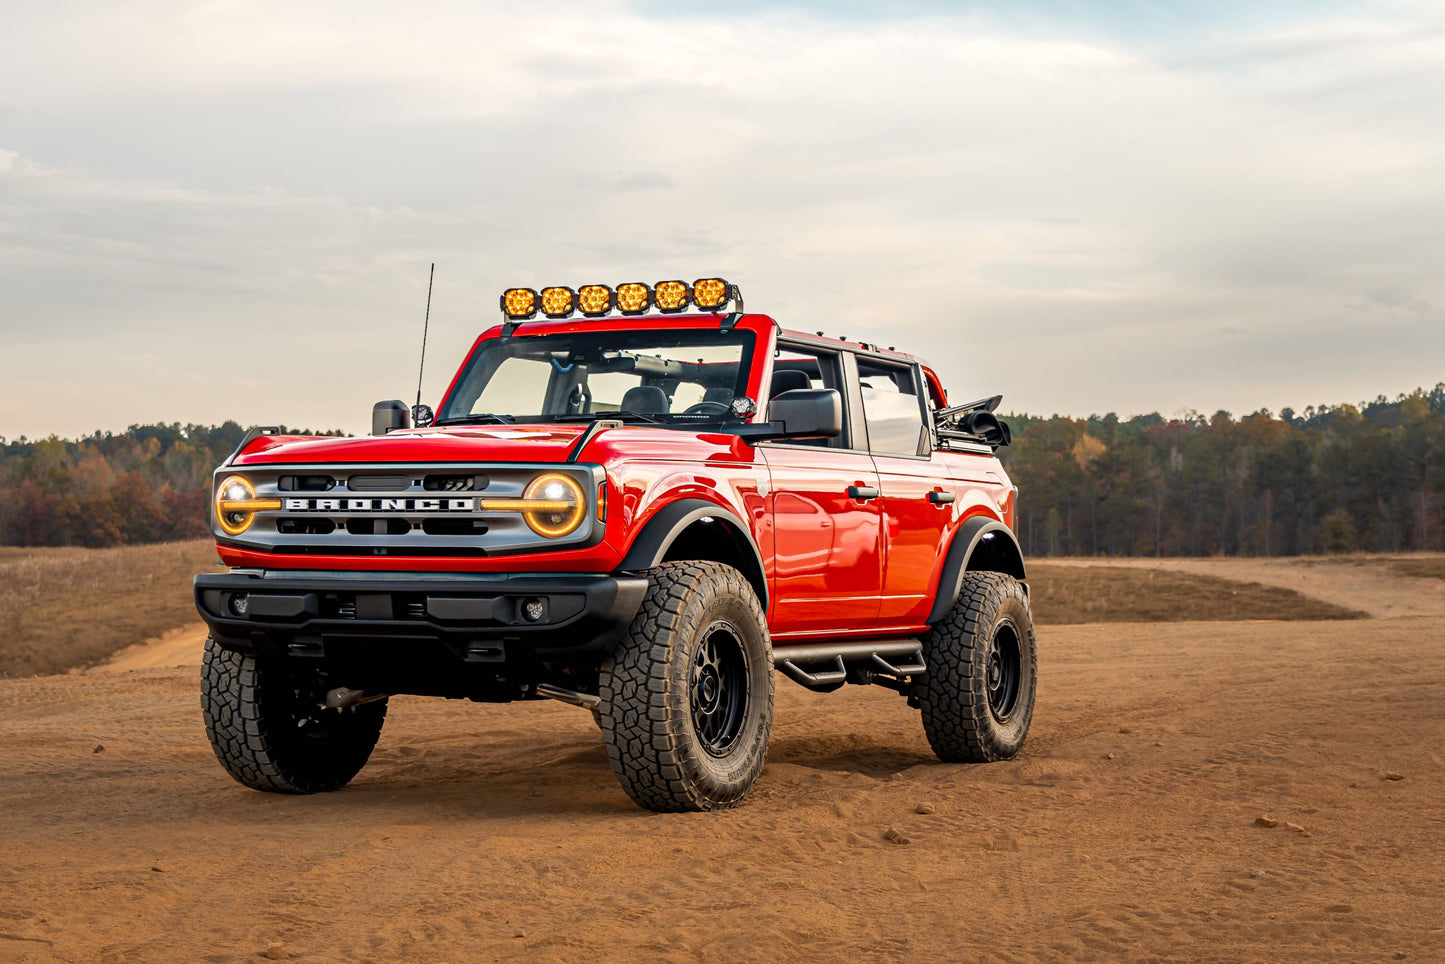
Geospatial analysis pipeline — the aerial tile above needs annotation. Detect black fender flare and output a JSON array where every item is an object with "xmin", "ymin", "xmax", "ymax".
[
  {"xmin": 618, "ymin": 498, "xmax": 769, "ymax": 610},
  {"xmin": 925, "ymin": 516, "xmax": 1027, "ymax": 624}
]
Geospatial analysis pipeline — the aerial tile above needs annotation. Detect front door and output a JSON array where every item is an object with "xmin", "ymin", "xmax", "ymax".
[{"xmin": 761, "ymin": 342, "xmax": 883, "ymax": 636}]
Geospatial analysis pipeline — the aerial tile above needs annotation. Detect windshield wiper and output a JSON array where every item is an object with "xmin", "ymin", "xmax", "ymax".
[
  {"xmin": 553, "ymin": 411, "xmax": 666, "ymax": 425},
  {"xmin": 435, "ymin": 413, "xmax": 514, "ymax": 426}
]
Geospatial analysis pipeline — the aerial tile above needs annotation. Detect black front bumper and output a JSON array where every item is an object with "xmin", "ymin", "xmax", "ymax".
[{"xmin": 195, "ymin": 569, "xmax": 649, "ymax": 665}]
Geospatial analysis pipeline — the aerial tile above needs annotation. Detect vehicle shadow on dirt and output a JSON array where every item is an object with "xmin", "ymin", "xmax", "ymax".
[{"xmin": 766, "ymin": 733, "xmax": 937, "ymax": 778}]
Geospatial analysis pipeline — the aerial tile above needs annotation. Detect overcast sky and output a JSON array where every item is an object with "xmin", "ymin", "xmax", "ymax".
[{"xmin": 2, "ymin": 0, "xmax": 1442, "ymax": 439}]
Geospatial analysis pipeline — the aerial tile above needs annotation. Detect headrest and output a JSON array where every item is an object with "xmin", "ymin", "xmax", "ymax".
[
  {"xmin": 619, "ymin": 385, "xmax": 670, "ymax": 414},
  {"xmin": 769, "ymin": 369, "xmax": 812, "ymax": 398}
]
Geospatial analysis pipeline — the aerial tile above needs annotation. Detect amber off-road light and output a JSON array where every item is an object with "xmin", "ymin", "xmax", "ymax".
[
  {"xmin": 654, "ymin": 280, "xmax": 690, "ymax": 312},
  {"xmin": 692, "ymin": 277, "xmax": 731, "ymax": 310},
  {"xmin": 502, "ymin": 288, "xmax": 539, "ymax": 320},
  {"xmin": 615, "ymin": 283, "xmax": 651, "ymax": 315},
  {"xmin": 577, "ymin": 284, "xmax": 614, "ymax": 317},
  {"xmin": 215, "ymin": 475, "xmax": 281, "ymax": 537},
  {"xmin": 540, "ymin": 286, "xmax": 576, "ymax": 319},
  {"xmin": 501, "ymin": 277, "xmax": 738, "ymax": 323},
  {"xmin": 482, "ymin": 474, "xmax": 585, "ymax": 538}
]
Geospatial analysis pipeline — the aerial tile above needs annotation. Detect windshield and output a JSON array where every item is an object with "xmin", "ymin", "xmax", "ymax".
[{"xmin": 437, "ymin": 327, "xmax": 756, "ymax": 425}]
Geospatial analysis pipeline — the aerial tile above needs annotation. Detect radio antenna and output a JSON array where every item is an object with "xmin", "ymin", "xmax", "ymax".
[{"xmin": 414, "ymin": 262, "xmax": 435, "ymax": 421}]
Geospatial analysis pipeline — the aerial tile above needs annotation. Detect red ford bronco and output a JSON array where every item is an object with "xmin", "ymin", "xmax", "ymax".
[{"xmin": 196, "ymin": 279, "xmax": 1035, "ymax": 811}]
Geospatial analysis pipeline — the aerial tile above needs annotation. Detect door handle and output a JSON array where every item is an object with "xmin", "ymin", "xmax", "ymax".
[
  {"xmin": 848, "ymin": 485, "xmax": 880, "ymax": 501},
  {"xmin": 928, "ymin": 490, "xmax": 956, "ymax": 505}
]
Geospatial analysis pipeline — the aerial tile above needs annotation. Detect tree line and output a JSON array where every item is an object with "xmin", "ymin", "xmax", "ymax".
[
  {"xmin": 999, "ymin": 385, "xmax": 1445, "ymax": 557},
  {"xmin": 0, "ymin": 423, "xmax": 339, "ymax": 547},
  {"xmin": 3, "ymin": 384, "xmax": 1442, "ymax": 555}
]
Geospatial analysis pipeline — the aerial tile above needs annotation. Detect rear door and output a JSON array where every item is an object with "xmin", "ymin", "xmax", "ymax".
[
  {"xmin": 759, "ymin": 342, "xmax": 883, "ymax": 636},
  {"xmin": 853, "ymin": 354, "xmax": 953, "ymax": 624}
]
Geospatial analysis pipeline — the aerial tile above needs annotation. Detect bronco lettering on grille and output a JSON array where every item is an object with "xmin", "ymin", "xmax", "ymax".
[{"xmin": 282, "ymin": 498, "xmax": 480, "ymax": 512}]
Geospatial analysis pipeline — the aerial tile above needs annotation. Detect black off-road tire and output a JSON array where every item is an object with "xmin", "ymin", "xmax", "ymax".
[
  {"xmin": 201, "ymin": 637, "xmax": 387, "ymax": 793},
  {"xmin": 917, "ymin": 572, "xmax": 1036, "ymax": 763},
  {"xmin": 599, "ymin": 561, "xmax": 774, "ymax": 812}
]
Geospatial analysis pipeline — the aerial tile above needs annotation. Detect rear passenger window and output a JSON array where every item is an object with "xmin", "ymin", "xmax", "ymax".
[{"xmin": 858, "ymin": 360, "xmax": 926, "ymax": 456}]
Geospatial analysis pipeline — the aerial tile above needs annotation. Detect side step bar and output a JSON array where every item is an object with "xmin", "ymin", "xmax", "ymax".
[{"xmin": 773, "ymin": 639, "xmax": 925, "ymax": 693}]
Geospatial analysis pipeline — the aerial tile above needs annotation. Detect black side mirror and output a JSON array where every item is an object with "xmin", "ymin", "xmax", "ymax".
[
  {"xmin": 372, "ymin": 399, "xmax": 411, "ymax": 436},
  {"xmin": 737, "ymin": 389, "xmax": 843, "ymax": 442},
  {"xmin": 771, "ymin": 389, "xmax": 843, "ymax": 438}
]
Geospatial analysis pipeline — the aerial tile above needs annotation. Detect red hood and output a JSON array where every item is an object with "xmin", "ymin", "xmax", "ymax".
[{"xmin": 232, "ymin": 425, "xmax": 590, "ymax": 466}]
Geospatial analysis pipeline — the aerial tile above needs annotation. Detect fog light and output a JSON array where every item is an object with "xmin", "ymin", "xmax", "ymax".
[
  {"xmin": 230, "ymin": 593, "xmax": 249, "ymax": 617},
  {"xmin": 521, "ymin": 597, "xmax": 546, "ymax": 623}
]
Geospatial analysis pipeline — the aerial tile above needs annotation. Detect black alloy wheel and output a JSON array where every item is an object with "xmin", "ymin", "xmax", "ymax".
[
  {"xmin": 985, "ymin": 618, "xmax": 1023, "ymax": 722},
  {"xmin": 691, "ymin": 622, "xmax": 749, "ymax": 755}
]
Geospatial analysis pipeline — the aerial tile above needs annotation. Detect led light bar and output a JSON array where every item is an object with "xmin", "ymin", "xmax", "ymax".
[
  {"xmin": 540, "ymin": 286, "xmax": 576, "ymax": 319},
  {"xmin": 655, "ymin": 280, "xmax": 689, "ymax": 312},
  {"xmin": 578, "ymin": 284, "xmax": 613, "ymax": 317},
  {"xmin": 692, "ymin": 278, "xmax": 729, "ymax": 309},
  {"xmin": 615, "ymin": 283, "xmax": 651, "ymax": 315},
  {"xmin": 500, "ymin": 278, "xmax": 738, "ymax": 325},
  {"xmin": 502, "ymin": 288, "xmax": 539, "ymax": 320}
]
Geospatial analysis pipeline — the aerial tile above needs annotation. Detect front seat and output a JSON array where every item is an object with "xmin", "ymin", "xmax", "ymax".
[{"xmin": 619, "ymin": 385, "xmax": 670, "ymax": 414}]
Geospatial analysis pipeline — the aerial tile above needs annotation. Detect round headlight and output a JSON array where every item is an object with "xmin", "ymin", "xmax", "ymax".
[
  {"xmin": 521, "ymin": 474, "xmax": 586, "ymax": 538},
  {"xmin": 214, "ymin": 475, "xmax": 279, "ymax": 537}
]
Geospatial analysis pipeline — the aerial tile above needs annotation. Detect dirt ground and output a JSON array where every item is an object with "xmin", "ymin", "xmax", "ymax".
[{"xmin": 2, "ymin": 558, "xmax": 1442, "ymax": 963}]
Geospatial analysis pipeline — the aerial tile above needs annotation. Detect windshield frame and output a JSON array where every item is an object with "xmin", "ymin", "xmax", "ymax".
[{"xmin": 435, "ymin": 321, "xmax": 760, "ymax": 428}]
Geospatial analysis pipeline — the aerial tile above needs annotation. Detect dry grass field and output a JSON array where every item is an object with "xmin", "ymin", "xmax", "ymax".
[
  {"xmin": 0, "ymin": 541, "xmax": 222, "ymax": 678},
  {"xmin": 1, "ymin": 551, "xmax": 1442, "ymax": 962},
  {"xmin": 1027, "ymin": 562, "xmax": 1365, "ymax": 624},
  {"xmin": 0, "ymin": 544, "xmax": 1374, "ymax": 680}
]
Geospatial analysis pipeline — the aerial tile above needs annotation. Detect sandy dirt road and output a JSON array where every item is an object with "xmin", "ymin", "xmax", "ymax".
[{"xmin": 2, "ymin": 563, "xmax": 1442, "ymax": 963}]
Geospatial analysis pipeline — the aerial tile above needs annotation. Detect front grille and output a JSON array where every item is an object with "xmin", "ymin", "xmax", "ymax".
[
  {"xmin": 347, "ymin": 474, "xmax": 412, "ymax": 492},
  {"xmin": 278, "ymin": 474, "xmax": 336, "ymax": 491},
  {"xmin": 277, "ymin": 518, "xmax": 336, "ymax": 535},
  {"xmin": 424, "ymin": 474, "xmax": 489, "ymax": 492},
  {"xmin": 219, "ymin": 461, "xmax": 598, "ymax": 556},
  {"xmin": 345, "ymin": 518, "xmax": 414, "ymax": 536},
  {"xmin": 422, "ymin": 518, "xmax": 489, "ymax": 536}
]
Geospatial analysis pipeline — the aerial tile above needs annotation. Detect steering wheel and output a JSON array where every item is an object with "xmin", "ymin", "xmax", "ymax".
[{"xmin": 682, "ymin": 400, "xmax": 732, "ymax": 416}]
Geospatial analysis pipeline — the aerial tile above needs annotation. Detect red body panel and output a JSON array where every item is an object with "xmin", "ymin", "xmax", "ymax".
[
  {"xmin": 759, "ymin": 445, "xmax": 883, "ymax": 636},
  {"xmin": 213, "ymin": 312, "xmax": 1015, "ymax": 642}
]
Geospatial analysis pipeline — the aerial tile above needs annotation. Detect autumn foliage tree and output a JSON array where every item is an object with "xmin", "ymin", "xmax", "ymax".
[
  {"xmin": 0, "ymin": 423, "xmax": 341, "ymax": 547},
  {"xmin": 4, "ymin": 388, "xmax": 1443, "ymax": 555},
  {"xmin": 1000, "ymin": 384, "xmax": 1445, "ymax": 557}
]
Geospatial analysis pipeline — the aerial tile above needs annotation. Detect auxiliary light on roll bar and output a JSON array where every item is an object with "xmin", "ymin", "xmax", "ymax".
[{"xmin": 499, "ymin": 278, "xmax": 741, "ymax": 326}]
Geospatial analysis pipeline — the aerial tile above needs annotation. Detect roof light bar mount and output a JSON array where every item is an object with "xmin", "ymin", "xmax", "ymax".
[{"xmin": 718, "ymin": 283, "xmax": 745, "ymax": 329}]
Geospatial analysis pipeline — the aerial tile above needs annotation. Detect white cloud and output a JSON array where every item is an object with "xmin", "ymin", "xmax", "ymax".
[{"xmin": 1, "ymin": 1, "xmax": 1443, "ymax": 437}]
